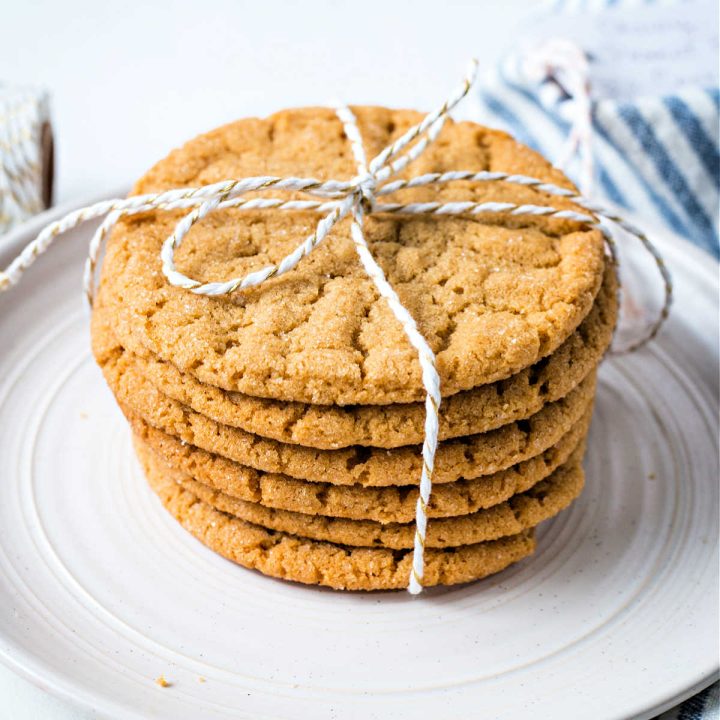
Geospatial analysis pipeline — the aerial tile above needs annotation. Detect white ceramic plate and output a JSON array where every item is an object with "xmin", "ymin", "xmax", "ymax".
[{"xmin": 0, "ymin": 196, "xmax": 717, "ymax": 720}]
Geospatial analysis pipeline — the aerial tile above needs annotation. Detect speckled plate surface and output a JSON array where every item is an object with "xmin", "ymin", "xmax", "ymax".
[{"xmin": 0, "ymin": 196, "xmax": 717, "ymax": 720}]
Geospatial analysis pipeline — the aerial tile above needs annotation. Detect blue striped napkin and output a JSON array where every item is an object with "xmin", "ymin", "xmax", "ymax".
[{"xmin": 474, "ymin": 0, "xmax": 719, "ymax": 258}]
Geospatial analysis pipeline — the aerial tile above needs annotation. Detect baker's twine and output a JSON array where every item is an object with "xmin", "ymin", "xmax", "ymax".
[
  {"xmin": 523, "ymin": 39, "xmax": 594, "ymax": 196},
  {"xmin": 0, "ymin": 60, "xmax": 671, "ymax": 594}
]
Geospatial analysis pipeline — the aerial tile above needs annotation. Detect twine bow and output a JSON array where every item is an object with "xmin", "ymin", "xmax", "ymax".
[{"xmin": 0, "ymin": 60, "xmax": 671, "ymax": 593}]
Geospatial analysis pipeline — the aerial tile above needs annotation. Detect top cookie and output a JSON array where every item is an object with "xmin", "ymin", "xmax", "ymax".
[{"xmin": 97, "ymin": 106, "xmax": 606, "ymax": 405}]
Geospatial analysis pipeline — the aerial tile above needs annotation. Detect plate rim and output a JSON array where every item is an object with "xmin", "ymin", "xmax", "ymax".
[{"xmin": 0, "ymin": 191, "xmax": 718, "ymax": 720}]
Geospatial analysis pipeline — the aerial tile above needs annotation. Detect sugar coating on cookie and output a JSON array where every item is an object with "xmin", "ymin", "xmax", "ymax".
[
  {"xmin": 95, "ymin": 263, "xmax": 616, "ymax": 449},
  {"xmin": 94, "ymin": 319, "xmax": 596, "ymax": 486},
  {"xmin": 96, "ymin": 106, "xmax": 607, "ymax": 405}
]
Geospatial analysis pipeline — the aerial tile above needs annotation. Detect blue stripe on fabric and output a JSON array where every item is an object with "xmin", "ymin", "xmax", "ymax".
[
  {"xmin": 592, "ymin": 117, "xmax": 694, "ymax": 240},
  {"xmin": 495, "ymin": 73, "xmax": 565, "ymax": 159},
  {"xmin": 497, "ymin": 66, "xmax": 631, "ymax": 208},
  {"xmin": 664, "ymin": 96, "xmax": 720, "ymax": 189},
  {"xmin": 617, "ymin": 104, "xmax": 717, "ymax": 248},
  {"xmin": 677, "ymin": 683, "xmax": 713, "ymax": 720},
  {"xmin": 497, "ymin": 61, "xmax": 572, "ymax": 133},
  {"xmin": 596, "ymin": 164, "xmax": 627, "ymax": 206},
  {"xmin": 478, "ymin": 91, "xmax": 542, "ymax": 150},
  {"xmin": 707, "ymin": 88, "xmax": 719, "ymax": 109},
  {"xmin": 467, "ymin": 90, "xmax": 625, "ymax": 235},
  {"xmin": 478, "ymin": 87, "xmax": 636, "ymax": 219}
]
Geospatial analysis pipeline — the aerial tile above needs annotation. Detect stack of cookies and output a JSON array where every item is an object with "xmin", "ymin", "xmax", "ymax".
[{"xmin": 91, "ymin": 107, "xmax": 616, "ymax": 591}]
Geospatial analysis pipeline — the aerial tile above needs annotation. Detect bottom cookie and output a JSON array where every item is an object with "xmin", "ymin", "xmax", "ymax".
[{"xmin": 139, "ymin": 443, "xmax": 537, "ymax": 591}]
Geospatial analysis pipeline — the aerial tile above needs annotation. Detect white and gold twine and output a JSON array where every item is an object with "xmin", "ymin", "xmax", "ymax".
[
  {"xmin": 523, "ymin": 39, "xmax": 595, "ymax": 196},
  {"xmin": 0, "ymin": 61, "xmax": 671, "ymax": 593}
]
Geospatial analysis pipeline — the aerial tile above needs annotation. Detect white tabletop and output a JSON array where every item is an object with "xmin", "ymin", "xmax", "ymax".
[{"xmin": 0, "ymin": 0, "xmax": 528, "ymax": 717}]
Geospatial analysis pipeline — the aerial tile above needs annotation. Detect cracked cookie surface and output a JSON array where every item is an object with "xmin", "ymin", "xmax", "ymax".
[
  {"xmin": 96, "ymin": 264, "xmax": 615, "ymax": 449},
  {"xmin": 96, "ymin": 106, "xmax": 606, "ymax": 405},
  {"xmin": 95, "ymin": 307, "xmax": 595, "ymax": 486}
]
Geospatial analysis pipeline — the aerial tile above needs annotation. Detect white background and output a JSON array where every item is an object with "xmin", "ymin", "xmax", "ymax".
[
  {"xmin": 0, "ymin": 0, "xmax": 529, "ymax": 717},
  {"xmin": 2, "ymin": 0, "xmax": 530, "ymax": 206}
]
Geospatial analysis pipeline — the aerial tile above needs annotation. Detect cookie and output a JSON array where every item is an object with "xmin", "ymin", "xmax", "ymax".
[
  {"xmin": 99, "ymin": 263, "xmax": 616, "ymax": 449},
  {"xmin": 96, "ymin": 106, "xmax": 606, "ymax": 405},
  {"xmin": 141, "ymin": 444, "xmax": 538, "ymax": 590},
  {"xmin": 96, "ymin": 316, "xmax": 596, "ymax": 485},
  {"xmin": 136, "ymin": 436, "xmax": 585, "ymax": 549},
  {"xmin": 129, "ymin": 405, "xmax": 592, "ymax": 523}
]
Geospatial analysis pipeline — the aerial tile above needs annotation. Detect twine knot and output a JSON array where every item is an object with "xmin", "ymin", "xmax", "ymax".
[{"xmin": 352, "ymin": 171, "xmax": 378, "ymax": 211}]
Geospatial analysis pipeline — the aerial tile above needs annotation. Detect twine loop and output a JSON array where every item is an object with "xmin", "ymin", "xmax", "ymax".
[
  {"xmin": 352, "ymin": 172, "xmax": 378, "ymax": 210},
  {"xmin": 523, "ymin": 38, "xmax": 594, "ymax": 195},
  {"xmin": 0, "ymin": 60, "xmax": 672, "ymax": 593}
]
